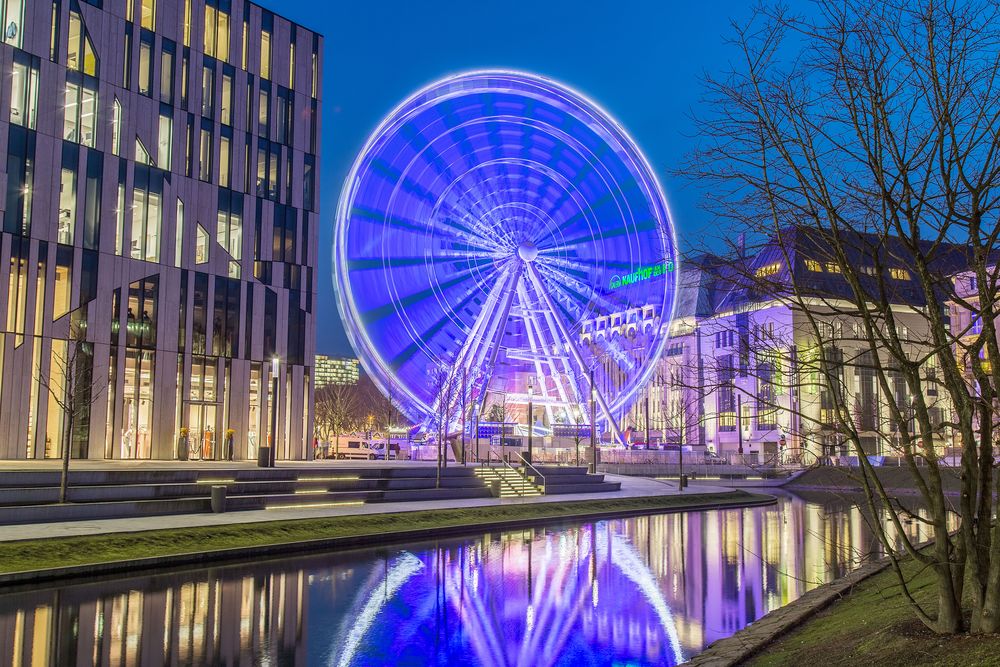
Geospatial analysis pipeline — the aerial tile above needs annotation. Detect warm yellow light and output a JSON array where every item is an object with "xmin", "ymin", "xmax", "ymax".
[
  {"xmin": 266, "ymin": 501, "xmax": 364, "ymax": 510},
  {"xmin": 197, "ymin": 478, "xmax": 235, "ymax": 484},
  {"xmin": 298, "ymin": 476, "xmax": 360, "ymax": 482}
]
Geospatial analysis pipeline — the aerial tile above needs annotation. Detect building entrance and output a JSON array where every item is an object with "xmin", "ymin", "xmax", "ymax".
[{"xmin": 186, "ymin": 402, "xmax": 219, "ymax": 460}]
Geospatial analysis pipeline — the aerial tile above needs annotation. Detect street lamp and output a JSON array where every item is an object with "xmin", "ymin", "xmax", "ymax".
[{"xmin": 269, "ymin": 356, "xmax": 279, "ymax": 467}]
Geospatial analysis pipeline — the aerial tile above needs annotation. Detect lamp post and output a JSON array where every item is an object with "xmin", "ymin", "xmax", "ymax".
[
  {"xmin": 736, "ymin": 394, "xmax": 744, "ymax": 456},
  {"xmin": 269, "ymin": 356, "xmax": 279, "ymax": 467},
  {"xmin": 526, "ymin": 376, "xmax": 535, "ymax": 463},
  {"xmin": 590, "ymin": 368, "xmax": 597, "ymax": 474}
]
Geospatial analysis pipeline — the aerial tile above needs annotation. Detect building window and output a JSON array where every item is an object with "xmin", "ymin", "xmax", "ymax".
[
  {"xmin": 219, "ymin": 132, "xmax": 231, "ymax": 187},
  {"xmin": 203, "ymin": 0, "xmax": 230, "ymax": 62},
  {"xmin": 258, "ymin": 85, "xmax": 270, "ymax": 137},
  {"xmin": 138, "ymin": 33, "xmax": 154, "ymax": 95},
  {"xmin": 10, "ymin": 55, "xmax": 38, "ymax": 128},
  {"xmin": 2, "ymin": 0, "xmax": 26, "ymax": 49},
  {"xmin": 824, "ymin": 262, "xmax": 841, "ymax": 273},
  {"xmin": 216, "ymin": 191, "xmax": 242, "ymax": 259},
  {"xmin": 68, "ymin": 7, "xmax": 99, "ymax": 76},
  {"xmin": 220, "ymin": 72, "xmax": 233, "ymax": 125},
  {"xmin": 311, "ymin": 47, "xmax": 318, "ymax": 98},
  {"xmin": 276, "ymin": 88, "xmax": 292, "ymax": 144},
  {"xmin": 303, "ymin": 155, "xmax": 315, "ymax": 211},
  {"xmin": 182, "ymin": 0, "xmax": 191, "ymax": 45},
  {"xmin": 157, "ymin": 112, "xmax": 172, "ymax": 170},
  {"xmin": 5, "ymin": 127, "xmax": 35, "ymax": 236},
  {"xmin": 195, "ymin": 224, "xmax": 209, "ymax": 264},
  {"xmin": 115, "ymin": 181, "xmax": 125, "ymax": 255},
  {"xmin": 180, "ymin": 52, "xmax": 188, "ymax": 105},
  {"xmin": 49, "ymin": 0, "xmax": 59, "ymax": 60},
  {"xmin": 260, "ymin": 29, "xmax": 271, "ymax": 79},
  {"xmin": 241, "ymin": 15, "xmax": 248, "ymax": 69},
  {"xmin": 160, "ymin": 40, "xmax": 175, "ymax": 103},
  {"xmin": 805, "ymin": 259, "xmax": 822, "ymax": 272},
  {"xmin": 64, "ymin": 81, "xmax": 98, "ymax": 147},
  {"xmin": 135, "ymin": 136, "xmax": 151, "ymax": 164},
  {"xmin": 201, "ymin": 64, "xmax": 214, "ymax": 117},
  {"xmin": 126, "ymin": 276, "xmax": 158, "ymax": 347},
  {"xmin": 131, "ymin": 166, "xmax": 162, "ymax": 262},
  {"xmin": 53, "ymin": 246, "xmax": 72, "ymax": 319},
  {"xmin": 288, "ymin": 39, "xmax": 295, "ymax": 87},
  {"xmin": 58, "ymin": 167, "xmax": 76, "ymax": 245},
  {"xmin": 199, "ymin": 126, "xmax": 213, "ymax": 182},
  {"xmin": 174, "ymin": 198, "xmax": 184, "ymax": 267},
  {"xmin": 890, "ymin": 267, "xmax": 911, "ymax": 281},
  {"xmin": 140, "ymin": 0, "xmax": 155, "ymax": 31},
  {"xmin": 112, "ymin": 98, "xmax": 123, "ymax": 155},
  {"xmin": 754, "ymin": 262, "xmax": 780, "ymax": 278},
  {"xmin": 122, "ymin": 28, "xmax": 131, "ymax": 88}
]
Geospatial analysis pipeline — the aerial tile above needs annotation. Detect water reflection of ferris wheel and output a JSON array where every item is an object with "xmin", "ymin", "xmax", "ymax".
[{"xmin": 331, "ymin": 525, "xmax": 685, "ymax": 666}]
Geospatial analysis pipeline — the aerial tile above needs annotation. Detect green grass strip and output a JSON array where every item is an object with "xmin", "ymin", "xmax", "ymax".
[
  {"xmin": 0, "ymin": 492, "xmax": 764, "ymax": 575},
  {"xmin": 749, "ymin": 549, "xmax": 1000, "ymax": 667}
]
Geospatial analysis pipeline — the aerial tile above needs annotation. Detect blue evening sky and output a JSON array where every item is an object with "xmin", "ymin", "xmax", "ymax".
[{"xmin": 272, "ymin": 0, "xmax": 757, "ymax": 355}]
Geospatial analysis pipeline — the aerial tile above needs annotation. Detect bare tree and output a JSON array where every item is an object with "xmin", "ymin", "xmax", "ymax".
[
  {"xmin": 315, "ymin": 383, "xmax": 358, "ymax": 457},
  {"xmin": 38, "ymin": 323, "xmax": 104, "ymax": 504},
  {"xmin": 683, "ymin": 0, "xmax": 1000, "ymax": 634},
  {"xmin": 375, "ymin": 383, "xmax": 404, "ymax": 460},
  {"xmin": 428, "ymin": 364, "xmax": 463, "ymax": 477}
]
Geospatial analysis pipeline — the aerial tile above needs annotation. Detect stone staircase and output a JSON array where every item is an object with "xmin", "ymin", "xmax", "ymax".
[
  {"xmin": 474, "ymin": 467, "xmax": 543, "ymax": 497},
  {"xmin": 526, "ymin": 465, "xmax": 622, "ymax": 495},
  {"xmin": 0, "ymin": 467, "xmax": 493, "ymax": 525}
]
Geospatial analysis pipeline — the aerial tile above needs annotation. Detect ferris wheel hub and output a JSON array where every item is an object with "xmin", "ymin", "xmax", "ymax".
[{"xmin": 516, "ymin": 241, "xmax": 539, "ymax": 263}]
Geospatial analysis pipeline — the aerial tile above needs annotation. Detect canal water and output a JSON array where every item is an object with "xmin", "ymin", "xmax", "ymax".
[{"xmin": 0, "ymin": 491, "xmax": 939, "ymax": 666}]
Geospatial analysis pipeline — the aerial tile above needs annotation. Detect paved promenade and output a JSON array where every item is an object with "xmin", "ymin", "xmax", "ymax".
[{"xmin": 0, "ymin": 468, "xmax": 740, "ymax": 543}]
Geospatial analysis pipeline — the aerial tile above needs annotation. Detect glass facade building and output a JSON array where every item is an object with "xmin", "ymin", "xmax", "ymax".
[
  {"xmin": 314, "ymin": 354, "xmax": 358, "ymax": 387},
  {"xmin": 0, "ymin": 0, "xmax": 321, "ymax": 460}
]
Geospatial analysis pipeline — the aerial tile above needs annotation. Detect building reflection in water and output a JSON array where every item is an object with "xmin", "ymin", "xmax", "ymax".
[{"xmin": 0, "ymin": 493, "xmax": 951, "ymax": 666}]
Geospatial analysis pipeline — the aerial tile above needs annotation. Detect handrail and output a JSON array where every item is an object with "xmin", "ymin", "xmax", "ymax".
[
  {"xmin": 483, "ymin": 445, "xmax": 527, "ymax": 496},
  {"xmin": 515, "ymin": 452, "xmax": 546, "ymax": 493}
]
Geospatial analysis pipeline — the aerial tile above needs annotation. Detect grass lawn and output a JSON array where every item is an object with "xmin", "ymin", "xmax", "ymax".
[
  {"xmin": 749, "ymin": 554, "xmax": 1000, "ymax": 667},
  {"xmin": 0, "ymin": 491, "xmax": 764, "ymax": 575}
]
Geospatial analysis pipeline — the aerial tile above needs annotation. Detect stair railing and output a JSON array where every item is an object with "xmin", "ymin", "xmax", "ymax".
[
  {"xmin": 483, "ymin": 445, "xmax": 529, "ymax": 496},
  {"xmin": 515, "ymin": 452, "xmax": 546, "ymax": 495}
]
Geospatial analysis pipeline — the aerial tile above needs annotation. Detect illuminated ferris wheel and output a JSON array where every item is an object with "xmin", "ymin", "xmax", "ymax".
[{"xmin": 334, "ymin": 70, "xmax": 678, "ymax": 438}]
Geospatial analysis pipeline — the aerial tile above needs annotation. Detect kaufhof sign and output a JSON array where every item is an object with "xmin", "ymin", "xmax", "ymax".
[{"xmin": 608, "ymin": 260, "xmax": 675, "ymax": 291}]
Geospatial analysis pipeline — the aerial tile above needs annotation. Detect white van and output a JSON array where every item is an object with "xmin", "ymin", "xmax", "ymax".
[{"xmin": 334, "ymin": 440, "xmax": 379, "ymax": 460}]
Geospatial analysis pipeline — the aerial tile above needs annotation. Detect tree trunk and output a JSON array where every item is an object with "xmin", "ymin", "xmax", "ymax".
[{"xmin": 59, "ymin": 415, "xmax": 73, "ymax": 504}]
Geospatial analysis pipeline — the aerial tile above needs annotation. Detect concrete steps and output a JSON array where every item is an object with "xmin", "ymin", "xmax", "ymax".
[
  {"xmin": 0, "ymin": 467, "xmax": 493, "ymax": 525},
  {"xmin": 528, "ymin": 465, "xmax": 623, "ymax": 495},
  {"xmin": 474, "ymin": 467, "xmax": 542, "ymax": 497}
]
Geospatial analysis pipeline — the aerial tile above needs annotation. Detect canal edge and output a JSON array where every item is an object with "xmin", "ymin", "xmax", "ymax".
[
  {"xmin": 0, "ymin": 492, "xmax": 776, "ymax": 588},
  {"xmin": 681, "ymin": 557, "xmax": 893, "ymax": 667}
]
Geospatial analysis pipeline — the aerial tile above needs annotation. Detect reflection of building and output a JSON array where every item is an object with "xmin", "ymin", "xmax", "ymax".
[
  {"xmin": 0, "ymin": 565, "xmax": 309, "ymax": 664},
  {"xmin": 315, "ymin": 354, "xmax": 359, "ymax": 387},
  {"xmin": 0, "ymin": 0, "xmax": 321, "ymax": 460}
]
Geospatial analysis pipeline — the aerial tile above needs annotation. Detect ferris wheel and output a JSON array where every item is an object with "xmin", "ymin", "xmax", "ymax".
[{"xmin": 334, "ymin": 70, "xmax": 678, "ymax": 439}]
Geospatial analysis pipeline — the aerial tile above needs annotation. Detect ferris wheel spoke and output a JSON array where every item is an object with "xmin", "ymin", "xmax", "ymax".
[
  {"xmin": 361, "ymin": 261, "xmax": 495, "ymax": 324},
  {"xmin": 523, "ymin": 263, "xmax": 627, "ymax": 444}
]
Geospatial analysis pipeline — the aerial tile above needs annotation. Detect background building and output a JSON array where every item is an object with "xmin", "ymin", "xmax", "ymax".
[
  {"xmin": 314, "ymin": 354, "xmax": 359, "ymax": 387},
  {"xmin": 0, "ymin": 0, "xmax": 321, "ymax": 460}
]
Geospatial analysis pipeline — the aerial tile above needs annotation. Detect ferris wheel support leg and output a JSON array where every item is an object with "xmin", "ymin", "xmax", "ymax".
[{"xmin": 523, "ymin": 264, "xmax": 627, "ymax": 446}]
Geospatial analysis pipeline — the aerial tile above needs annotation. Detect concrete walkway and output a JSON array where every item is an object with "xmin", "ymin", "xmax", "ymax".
[{"xmin": 0, "ymin": 474, "xmax": 742, "ymax": 543}]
